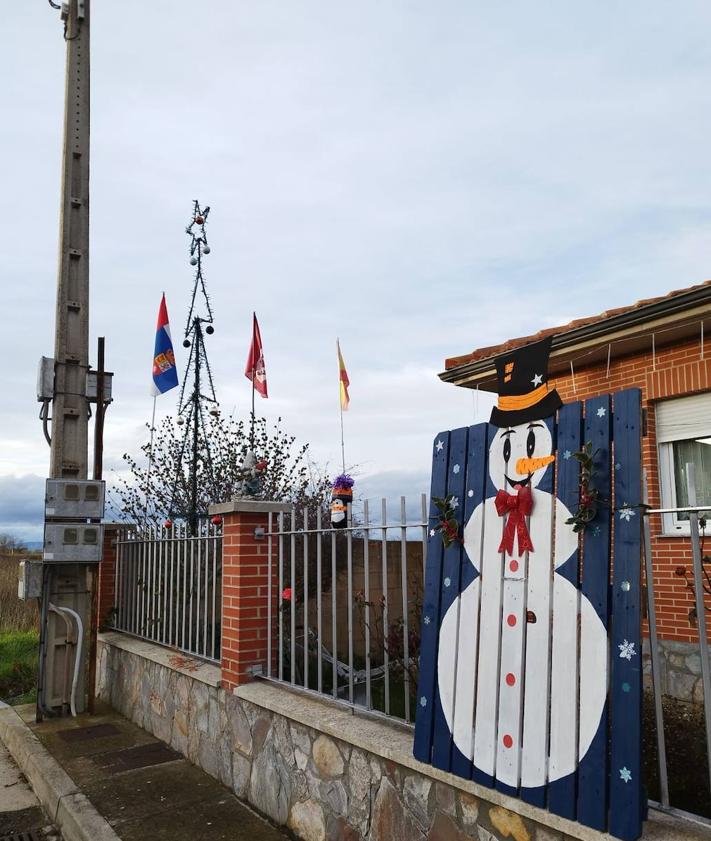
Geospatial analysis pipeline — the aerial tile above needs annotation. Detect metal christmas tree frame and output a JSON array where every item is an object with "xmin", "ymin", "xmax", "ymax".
[{"xmin": 171, "ymin": 200, "xmax": 219, "ymax": 530}]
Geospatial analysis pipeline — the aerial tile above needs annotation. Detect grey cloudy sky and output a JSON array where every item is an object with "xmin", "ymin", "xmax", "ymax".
[{"xmin": 3, "ymin": 2, "xmax": 711, "ymax": 539}]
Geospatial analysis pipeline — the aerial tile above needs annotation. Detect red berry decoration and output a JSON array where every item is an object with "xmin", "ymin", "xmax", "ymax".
[
  {"xmin": 211, "ymin": 515, "xmax": 222, "ymax": 526},
  {"xmin": 164, "ymin": 519, "xmax": 173, "ymax": 529},
  {"xmin": 195, "ymin": 215, "xmax": 204, "ymax": 225}
]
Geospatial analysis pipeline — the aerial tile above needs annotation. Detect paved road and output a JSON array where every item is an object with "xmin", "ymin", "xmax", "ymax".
[{"xmin": 0, "ymin": 741, "xmax": 62, "ymax": 839}]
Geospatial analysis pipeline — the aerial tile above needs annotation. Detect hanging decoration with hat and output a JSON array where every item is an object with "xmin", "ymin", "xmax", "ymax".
[{"xmin": 330, "ymin": 473, "xmax": 354, "ymax": 529}]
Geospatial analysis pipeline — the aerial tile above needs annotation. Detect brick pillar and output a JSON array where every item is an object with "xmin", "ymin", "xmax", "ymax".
[
  {"xmin": 210, "ymin": 500, "xmax": 289, "ymax": 692},
  {"xmin": 98, "ymin": 523, "xmax": 121, "ymax": 627}
]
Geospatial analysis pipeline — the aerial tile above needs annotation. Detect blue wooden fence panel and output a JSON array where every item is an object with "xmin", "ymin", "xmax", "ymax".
[
  {"xmin": 432, "ymin": 426, "xmax": 469, "ymax": 771},
  {"xmin": 609, "ymin": 388, "xmax": 643, "ymax": 841},
  {"xmin": 547, "ymin": 400, "xmax": 581, "ymax": 820},
  {"xmin": 577, "ymin": 393, "xmax": 612, "ymax": 831},
  {"xmin": 413, "ymin": 431, "xmax": 450, "ymax": 762}
]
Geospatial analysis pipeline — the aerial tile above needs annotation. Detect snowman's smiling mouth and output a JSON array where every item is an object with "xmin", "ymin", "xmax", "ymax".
[{"xmin": 505, "ymin": 474, "xmax": 531, "ymax": 488}]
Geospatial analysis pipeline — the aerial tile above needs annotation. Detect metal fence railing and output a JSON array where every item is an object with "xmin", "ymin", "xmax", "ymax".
[
  {"xmin": 113, "ymin": 521, "xmax": 222, "ymax": 663},
  {"xmin": 644, "ymin": 464, "xmax": 711, "ymax": 823},
  {"xmin": 264, "ymin": 495, "xmax": 428, "ymax": 725}
]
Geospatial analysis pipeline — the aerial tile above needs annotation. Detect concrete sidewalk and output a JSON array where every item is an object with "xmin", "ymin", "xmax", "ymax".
[
  {"xmin": 0, "ymin": 741, "xmax": 62, "ymax": 840},
  {"xmin": 7, "ymin": 703, "xmax": 290, "ymax": 841}
]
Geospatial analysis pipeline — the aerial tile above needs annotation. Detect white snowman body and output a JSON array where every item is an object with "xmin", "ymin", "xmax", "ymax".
[{"xmin": 437, "ymin": 421, "xmax": 607, "ymax": 789}]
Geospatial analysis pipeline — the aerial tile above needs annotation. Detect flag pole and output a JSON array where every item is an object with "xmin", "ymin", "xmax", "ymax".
[
  {"xmin": 250, "ymin": 312, "xmax": 256, "ymax": 448},
  {"xmin": 250, "ymin": 376, "xmax": 255, "ymax": 449},
  {"xmin": 337, "ymin": 337, "xmax": 346, "ymax": 473},
  {"xmin": 339, "ymin": 399, "xmax": 346, "ymax": 474},
  {"xmin": 143, "ymin": 394, "xmax": 157, "ymax": 529}
]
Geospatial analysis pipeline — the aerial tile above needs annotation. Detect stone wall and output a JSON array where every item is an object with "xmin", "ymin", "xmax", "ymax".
[
  {"xmin": 97, "ymin": 632, "xmax": 660, "ymax": 841},
  {"xmin": 642, "ymin": 637, "xmax": 705, "ymax": 703}
]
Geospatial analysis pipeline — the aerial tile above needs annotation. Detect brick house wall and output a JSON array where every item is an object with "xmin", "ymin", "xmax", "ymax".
[{"xmin": 549, "ymin": 336, "xmax": 711, "ymax": 644}]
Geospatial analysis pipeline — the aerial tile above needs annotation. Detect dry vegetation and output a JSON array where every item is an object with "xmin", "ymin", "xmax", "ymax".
[
  {"xmin": 0, "ymin": 539, "xmax": 39, "ymax": 633},
  {"xmin": 0, "ymin": 536, "xmax": 40, "ymax": 703}
]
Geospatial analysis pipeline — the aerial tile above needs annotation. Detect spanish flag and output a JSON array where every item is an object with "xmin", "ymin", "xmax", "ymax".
[{"xmin": 337, "ymin": 339, "xmax": 350, "ymax": 411}]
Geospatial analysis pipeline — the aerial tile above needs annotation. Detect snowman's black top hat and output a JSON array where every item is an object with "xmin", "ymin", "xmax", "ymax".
[{"xmin": 489, "ymin": 336, "xmax": 563, "ymax": 428}]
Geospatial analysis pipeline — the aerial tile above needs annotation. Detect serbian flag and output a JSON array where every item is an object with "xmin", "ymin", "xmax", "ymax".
[
  {"xmin": 337, "ymin": 339, "xmax": 350, "ymax": 410},
  {"xmin": 151, "ymin": 293, "xmax": 179, "ymax": 395},
  {"xmin": 245, "ymin": 312, "xmax": 268, "ymax": 398}
]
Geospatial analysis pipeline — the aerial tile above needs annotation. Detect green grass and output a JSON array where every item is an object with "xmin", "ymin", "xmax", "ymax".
[{"xmin": 0, "ymin": 631, "xmax": 38, "ymax": 705}]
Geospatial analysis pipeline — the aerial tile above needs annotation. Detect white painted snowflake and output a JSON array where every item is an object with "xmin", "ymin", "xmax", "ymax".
[
  {"xmin": 419, "ymin": 696, "xmax": 427, "ymax": 708},
  {"xmin": 618, "ymin": 639, "xmax": 637, "ymax": 661},
  {"xmin": 444, "ymin": 577, "xmax": 451, "ymax": 588},
  {"xmin": 424, "ymin": 616, "xmax": 431, "ymax": 625},
  {"xmin": 618, "ymin": 505, "xmax": 635, "ymax": 522},
  {"xmin": 563, "ymin": 450, "xmax": 572, "ymax": 460},
  {"xmin": 597, "ymin": 407, "xmax": 607, "ymax": 418},
  {"xmin": 453, "ymin": 464, "xmax": 460, "ymax": 474},
  {"xmin": 435, "ymin": 439, "xmax": 444, "ymax": 453},
  {"xmin": 429, "ymin": 529, "xmax": 436, "ymax": 538},
  {"xmin": 451, "ymin": 498, "xmax": 459, "ymax": 509},
  {"xmin": 615, "ymin": 462, "xmax": 622, "ymax": 472},
  {"xmin": 619, "ymin": 767, "xmax": 632, "ymax": 783},
  {"xmin": 468, "ymin": 489, "xmax": 474, "ymax": 498}
]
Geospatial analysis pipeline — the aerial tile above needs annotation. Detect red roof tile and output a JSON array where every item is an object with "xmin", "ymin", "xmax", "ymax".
[{"xmin": 444, "ymin": 279, "xmax": 711, "ymax": 370}]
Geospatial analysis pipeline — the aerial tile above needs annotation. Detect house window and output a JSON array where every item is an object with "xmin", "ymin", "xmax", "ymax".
[{"xmin": 657, "ymin": 392, "xmax": 711, "ymax": 534}]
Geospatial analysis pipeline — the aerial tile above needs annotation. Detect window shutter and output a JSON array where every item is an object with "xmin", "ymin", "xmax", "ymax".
[{"xmin": 655, "ymin": 392, "xmax": 711, "ymax": 443}]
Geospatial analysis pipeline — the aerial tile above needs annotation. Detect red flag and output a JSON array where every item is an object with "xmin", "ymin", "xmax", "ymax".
[{"xmin": 245, "ymin": 313, "xmax": 268, "ymax": 398}]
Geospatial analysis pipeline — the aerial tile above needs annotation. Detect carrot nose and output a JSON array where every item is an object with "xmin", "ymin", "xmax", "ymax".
[{"xmin": 515, "ymin": 454, "xmax": 555, "ymax": 475}]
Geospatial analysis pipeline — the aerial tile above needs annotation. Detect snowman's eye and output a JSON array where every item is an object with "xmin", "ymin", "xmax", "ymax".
[
  {"xmin": 526, "ymin": 429, "xmax": 536, "ymax": 458},
  {"xmin": 503, "ymin": 437, "xmax": 511, "ymax": 464}
]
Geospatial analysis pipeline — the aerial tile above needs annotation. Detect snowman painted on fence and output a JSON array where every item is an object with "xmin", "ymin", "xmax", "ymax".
[{"xmin": 437, "ymin": 337, "xmax": 607, "ymax": 791}]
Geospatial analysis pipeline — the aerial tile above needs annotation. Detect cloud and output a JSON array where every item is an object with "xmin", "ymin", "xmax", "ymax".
[
  {"xmin": 0, "ymin": 475, "xmax": 45, "ymax": 542},
  {"xmin": 4, "ymin": 1, "xmax": 711, "ymax": 513}
]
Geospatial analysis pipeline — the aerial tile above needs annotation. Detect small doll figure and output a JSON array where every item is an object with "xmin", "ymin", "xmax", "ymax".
[
  {"xmin": 330, "ymin": 474, "xmax": 354, "ymax": 529},
  {"xmin": 234, "ymin": 451, "xmax": 268, "ymax": 498}
]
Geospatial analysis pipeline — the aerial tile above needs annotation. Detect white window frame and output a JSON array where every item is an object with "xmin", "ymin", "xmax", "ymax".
[
  {"xmin": 658, "ymin": 442, "xmax": 690, "ymax": 535},
  {"xmin": 656, "ymin": 392, "xmax": 711, "ymax": 536}
]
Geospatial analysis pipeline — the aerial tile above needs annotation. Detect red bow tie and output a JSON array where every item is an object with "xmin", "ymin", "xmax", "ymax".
[{"xmin": 495, "ymin": 486, "xmax": 534, "ymax": 557}]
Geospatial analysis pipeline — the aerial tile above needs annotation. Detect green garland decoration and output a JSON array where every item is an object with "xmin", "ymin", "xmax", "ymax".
[
  {"xmin": 432, "ymin": 495, "xmax": 463, "ymax": 548},
  {"xmin": 565, "ymin": 440, "xmax": 605, "ymax": 533}
]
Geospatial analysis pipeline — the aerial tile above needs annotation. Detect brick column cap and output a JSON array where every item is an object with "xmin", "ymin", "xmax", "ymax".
[{"xmin": 209, "ymin": 499, "xmax": 293, "ymax": 516}]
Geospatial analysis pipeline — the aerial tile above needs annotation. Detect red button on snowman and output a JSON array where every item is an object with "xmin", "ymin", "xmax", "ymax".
[{"xmin": 437, "ymin": 337, "xmax": 607, "ymax": 791}]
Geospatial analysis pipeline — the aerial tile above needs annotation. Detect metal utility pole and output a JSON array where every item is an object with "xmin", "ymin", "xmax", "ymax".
[
  {"xmin": 36, "ymin": 0, "xmax": 94, "ymax": 720},
  {"xmin": 51, "ymin": 0, "xmax": 90, "ymax": 479}
]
